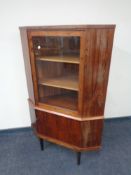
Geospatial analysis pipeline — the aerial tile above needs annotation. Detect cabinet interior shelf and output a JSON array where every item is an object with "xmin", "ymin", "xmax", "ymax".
[
  {"xmin": 36, "ymin": 56, "xmax": 80, "ymax": 64},
  {"xmin": 39, "ymin": 75, "xmax": 79, "ymax": 91},
  {"xmin": 35, "ymin": 48, "xmax": 79, "ymax": 51},
  {"xmin": 40, "ymin": 93, "xmax": 77, "ymax": 111}
]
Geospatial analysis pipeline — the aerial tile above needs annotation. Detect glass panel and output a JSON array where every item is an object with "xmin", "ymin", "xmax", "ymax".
[
  {"xmin": 38, "ymin": 86, "xmax": 78, "ymax": 111},
  {"xmin": 32, "ymin": 36, "xmax": 80, "ymax": 63},
  {"xmin": 32, "ymin": 36, "xmax": 80, "ymax": 111}
]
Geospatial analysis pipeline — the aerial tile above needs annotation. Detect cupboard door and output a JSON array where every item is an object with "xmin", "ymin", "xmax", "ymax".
[
  {"xmin": 79, "ymin": 28, "xmax": 115, "ymax": 117},
  {"xmin": 28, "ymin": 30, "xmax": 85, "ymax": 112},
  {"xmin": 35, "ymin": 110, "xmax": 83, "ymax": 147}
]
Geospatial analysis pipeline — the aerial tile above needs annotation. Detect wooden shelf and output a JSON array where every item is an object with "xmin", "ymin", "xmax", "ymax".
[
  {"xmin": 36, "ymin": 56, "xmax": 80, "ymax": 64},
  {"xmin": 40, "ymin": 93, "xmax": 77, "ymax": 110},
  {"xmin": 35, "ymin": 47, "xmax": 79, "ymax": 51},
  {"xmin": 39, "ymin": 75, "xmax": 78, "ymax": 91}
]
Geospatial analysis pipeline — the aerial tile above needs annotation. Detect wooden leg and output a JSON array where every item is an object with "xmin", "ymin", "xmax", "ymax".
[
  {"xmin": 77, "ymin": 152, "xmax": 81, "ymax": 165},
  {"xmin": 39, "ymin": 138, "xmax": 44, "ymax": 151}
]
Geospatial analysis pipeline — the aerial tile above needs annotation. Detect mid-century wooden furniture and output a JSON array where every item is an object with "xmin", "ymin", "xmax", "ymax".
[{"xmin": 20, "ymin": 25, "xmax": 115, "ymax": 165}]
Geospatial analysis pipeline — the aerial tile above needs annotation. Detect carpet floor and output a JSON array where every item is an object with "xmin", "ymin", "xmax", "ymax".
[{"xmin": 0, "ymin": 118, "xmax": 131, "ymax": 175}]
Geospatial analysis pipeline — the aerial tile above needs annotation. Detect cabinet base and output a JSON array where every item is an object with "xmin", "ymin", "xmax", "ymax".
[{"xmin": 35, "ymin": 132, "xmax": 101, "ymax": 152}]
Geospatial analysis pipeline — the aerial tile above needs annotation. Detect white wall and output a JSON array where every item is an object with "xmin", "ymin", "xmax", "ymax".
[{"xmin": 0, "ymin": 0, "xmax": 131, "ymax": 129}]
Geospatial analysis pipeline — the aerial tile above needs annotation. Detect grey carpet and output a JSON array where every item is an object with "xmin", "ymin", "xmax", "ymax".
[{"xmin": 0, "ymin": 118, "xmax": 131, "ymax": 175}]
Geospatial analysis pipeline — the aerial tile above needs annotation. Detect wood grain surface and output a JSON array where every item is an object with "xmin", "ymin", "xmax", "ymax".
[
  {"xmin": 79, "ymin": 28, "xmax": 115, "ymax": 117},
  {"xmin": 35, "ymin": 110, "xmax": 103, "ymax": 150},
  {"xmin": 20, "ymin": 25, "xmax": 115, "ymax": 152}
]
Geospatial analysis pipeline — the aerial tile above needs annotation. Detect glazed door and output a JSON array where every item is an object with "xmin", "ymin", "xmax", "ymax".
[{"xmin": 28, "ymin": 30, "xmax": 85, "ymax": 113}]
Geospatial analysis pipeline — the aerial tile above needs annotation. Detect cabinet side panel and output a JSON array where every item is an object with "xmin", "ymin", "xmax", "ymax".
[
  {"xmin": 81, "ymin": 119, "xmax": 103, "ymax": 147},
  {"xmin": 20, "ymin": 28, "xmax": 36, "ymax": 123},
  {"xmin": 82, "ymin": 28, "xmax": 115, "ymax": 117},
  {"xmin": 20, "ymin": 28, "xmax": 35, "ymax": 101}
]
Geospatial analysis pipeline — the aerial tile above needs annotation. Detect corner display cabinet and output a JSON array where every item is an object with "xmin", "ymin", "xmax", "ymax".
[{"xmin": 20, "ymin": 25, "xmax": 115, "ymax": 165}]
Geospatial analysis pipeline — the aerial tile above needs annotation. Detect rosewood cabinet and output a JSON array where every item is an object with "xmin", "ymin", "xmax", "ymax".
[{"xmin": 20, "ymin": 25, "xmax": 115, "ymax": 164}]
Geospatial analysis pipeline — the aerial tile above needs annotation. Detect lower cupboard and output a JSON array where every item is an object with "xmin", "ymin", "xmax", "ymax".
[{"xmin": 35, "ymin": 110, "xmax": 103, "ymax": 151}]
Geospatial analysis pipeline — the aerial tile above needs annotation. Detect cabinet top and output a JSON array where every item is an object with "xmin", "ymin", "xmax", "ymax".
[{"xmin": 19, "ymin": 24, "xmax": 116, "ymax": 31}]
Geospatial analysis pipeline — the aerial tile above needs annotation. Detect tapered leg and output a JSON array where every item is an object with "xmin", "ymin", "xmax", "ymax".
[
  {"xmin": 77, "ymin": 152, "xmax": 81, "ymax": 165},
  {"xmin": 39, "ymin": 138, "xmax": 44, "ymax": 151}
]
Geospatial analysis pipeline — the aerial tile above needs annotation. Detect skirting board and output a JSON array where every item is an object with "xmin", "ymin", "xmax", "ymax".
[{"xmin": 0, "ymin": 116, "xmax": 131, "ymax": 133}]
